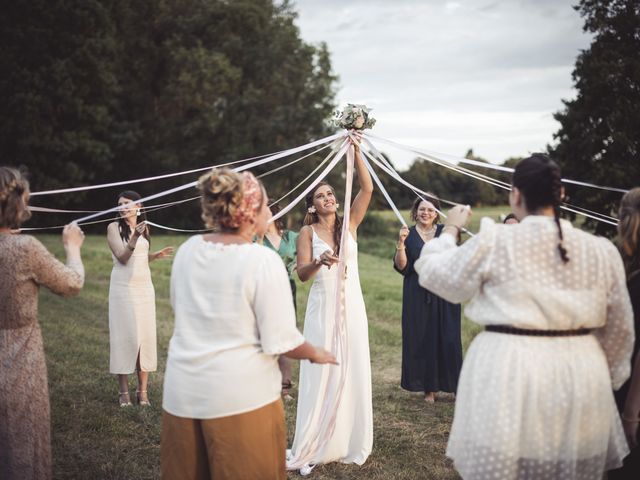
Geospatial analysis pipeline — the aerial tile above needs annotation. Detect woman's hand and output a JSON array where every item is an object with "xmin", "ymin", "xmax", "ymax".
[
  {"xmin": 153, "ymin": 246, "xmax": 174, "ymax": 260},
  {"xmin": 132, "ymin": 221, "xmax": 146, "ymax": 239},
  {"xmin": 62, "ymin": 223, "xmax": 85, "ymax": 249},
  {"xmin": 443, "ymin": 205, "xmax": 472, "ymax": 237},
  {"xmin": 318, "ymin": 249, "xmax": 339, "ymax": 269},
  {"xmin": 398, "ymin": 226, "xmax": 409, "ymax": 243},
  {"xmin": 310, "ymin": 346, "xmax": 338, "ymax": 365}
]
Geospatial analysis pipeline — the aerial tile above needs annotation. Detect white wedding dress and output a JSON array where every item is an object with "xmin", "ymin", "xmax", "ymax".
[{"xmin": 288, "ymin": 228, "xmax": 373, "ymax": 472}]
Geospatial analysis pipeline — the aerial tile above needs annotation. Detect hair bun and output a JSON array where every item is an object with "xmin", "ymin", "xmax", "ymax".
[{"xmin": 197, "ymin": 168, "xmax": 245, "ymax": 229}]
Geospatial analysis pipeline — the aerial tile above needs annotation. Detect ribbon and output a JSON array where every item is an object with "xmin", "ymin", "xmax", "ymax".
[
  {"xmin": 286, "ymin": 143, "xmax": 355, "ymax": 470},
  {"xmin": 364, "ymin": 133, "xmax": 629, "ymax": 194},
  {"xmin": 31, "ymin": 133, "xmax": 343, "ymax": 196},
  {"xmin": 74, "ymin": 135, "xmax": 348, "ymax": 225}
]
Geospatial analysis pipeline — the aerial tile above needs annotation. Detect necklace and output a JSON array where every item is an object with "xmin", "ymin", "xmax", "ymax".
[{"xmin": 415, "ymin": 224, "xmax": 436, "ymax": 236}]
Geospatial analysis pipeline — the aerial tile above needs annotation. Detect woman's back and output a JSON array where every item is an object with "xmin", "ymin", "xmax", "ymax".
[
  {"xmin": 163, "ymin": 236, "xmax": 304, "ymax": 419},
  {"xmin": 428, "ymin": 216, "xmax": 629, "ymax": 331}
]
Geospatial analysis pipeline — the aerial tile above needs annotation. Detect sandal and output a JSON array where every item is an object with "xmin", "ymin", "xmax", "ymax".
[
  {"xmin": 282, "ymin": 380, "xmax": 294, "ymax": 402},
  {"xmin": 119, "ymin": 391, "xmax": 132, "ymax": 407},
  {"xmin": 136, "ymin": 390, "xmax": 151, "ymax": 407}
]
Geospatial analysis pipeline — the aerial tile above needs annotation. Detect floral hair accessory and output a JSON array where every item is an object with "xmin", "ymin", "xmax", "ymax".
[
  {"xmin": 333, "ymin": 104, "xmax": 376, "ymax": 130},
  {"xmin": 231, "ymin": 172, "xmax": 262, "ymax": 227}
]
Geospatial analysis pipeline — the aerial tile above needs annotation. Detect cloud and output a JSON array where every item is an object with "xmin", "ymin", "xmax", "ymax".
[{"xmin": 292, "ymin": 0, "xmax": 591, "ymax": 167}]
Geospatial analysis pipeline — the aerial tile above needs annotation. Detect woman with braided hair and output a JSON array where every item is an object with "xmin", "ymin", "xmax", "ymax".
[{"xmin": 414, "ymin": 154, "xmax": 634, "ymax": 479}]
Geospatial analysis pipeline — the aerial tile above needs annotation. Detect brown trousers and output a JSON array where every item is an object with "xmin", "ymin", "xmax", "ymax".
[{"xmin": 161, "ymin": 400, "xmax": 286, "ymax": 480}]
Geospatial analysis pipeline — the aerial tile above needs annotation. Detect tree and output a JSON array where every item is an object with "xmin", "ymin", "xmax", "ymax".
[
  {"xmin": 0, "ymin": 0, "xmax": 338, "ymax": 229},
  {"xmin": 550, "ymin": 0, "xmax": 640, "ymax": 235}
]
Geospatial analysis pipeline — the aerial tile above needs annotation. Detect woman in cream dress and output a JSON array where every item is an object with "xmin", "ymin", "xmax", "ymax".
[
  {"xmin": 107, "ymin": 190, "xmax": 172, "ymax": 407},
  {"xmin": 415, "ymin": 154, "xmax": 634, "ymax": 480},
  {"xmin": 288, "ymin": 138, "xmax": 374, "ymax": 474}
]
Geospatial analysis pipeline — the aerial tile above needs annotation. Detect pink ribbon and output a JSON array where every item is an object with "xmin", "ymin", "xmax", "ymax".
[{"xmin": 287, "ymin": 145, "xmax": 355, "ymax": 469}]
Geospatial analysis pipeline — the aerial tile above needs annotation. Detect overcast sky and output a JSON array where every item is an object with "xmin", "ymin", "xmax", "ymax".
[{"xmin": 292, "ymin": 0, "xmax": 592, "ymax": 169}]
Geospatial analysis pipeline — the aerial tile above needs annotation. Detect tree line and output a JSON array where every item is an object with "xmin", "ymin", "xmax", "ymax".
[{"xmin": 1, "ymin": 0, "xmax": 637, "ymax": 233}]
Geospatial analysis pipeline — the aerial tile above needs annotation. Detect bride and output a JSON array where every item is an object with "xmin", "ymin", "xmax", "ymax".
[{"xmin": 288, "ymin": 137, "xmax": 374, "ymax": 474}]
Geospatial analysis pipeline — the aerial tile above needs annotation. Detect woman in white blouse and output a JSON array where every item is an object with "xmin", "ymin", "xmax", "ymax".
[
  {"xmin": 161, "ymin": 168, "xmax": 336, "ymax": 480},
  {"xmin": 414, "ymin": 153, "xmax": 634, "ymax": 480}
]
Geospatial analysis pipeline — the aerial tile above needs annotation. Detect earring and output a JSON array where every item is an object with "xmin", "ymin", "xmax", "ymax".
[
  {"xmin": 308, "ymin": 206, "xmax": 316, "ymax": 214},
  {"xmin": 336, "ymin": 203, "xmax": 340, "ymax": 209},
  {"xmin": 136, "ymin": 209, "xmax": 141, "ymax": 217}
]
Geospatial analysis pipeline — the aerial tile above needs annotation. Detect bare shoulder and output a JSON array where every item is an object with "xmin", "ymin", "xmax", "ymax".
[
  {"xmin": 107, "ymin": 221, "xmax": 119, "ymax": 232},
  {"xmin": 298, "ymin": 225, "xmax": 313, "ymax": 240}
]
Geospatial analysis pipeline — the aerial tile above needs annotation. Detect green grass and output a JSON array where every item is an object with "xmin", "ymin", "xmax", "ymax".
[{"xmin": 36, "ymin": 207, "xmax": 506, "ymax": 479}]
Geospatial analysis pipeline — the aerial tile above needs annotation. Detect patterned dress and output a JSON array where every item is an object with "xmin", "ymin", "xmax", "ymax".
[
  {"xmin": 0, "ymin": 234, "xmax": 84, "ymax": 480},
  {"xmin": 415, "ymin": 216, "xmax": 634, "ymax": 480}
]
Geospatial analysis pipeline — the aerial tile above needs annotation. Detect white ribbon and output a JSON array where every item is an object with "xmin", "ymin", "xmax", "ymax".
[
  {"xmin": 74, "ymin": 135, "xmax": 347, "ymax": 225},
  {"xmin": 31, "ymin": 133, "xmax": 343, "ymax": 196},
  {"xmin": 270, "ymin": 142, "xmax": 350, "ymax": 223},
  {"xmin": 364, "ymin": 133, "xmax": 629, "ymax": 194}
]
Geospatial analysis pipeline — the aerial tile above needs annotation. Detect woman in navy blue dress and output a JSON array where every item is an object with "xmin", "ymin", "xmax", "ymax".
[{"xmin": 394, "ymin": 196, "xmax": 462, "ymax": 402}]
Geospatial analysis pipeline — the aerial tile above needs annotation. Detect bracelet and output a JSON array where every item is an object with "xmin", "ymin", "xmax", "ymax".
[
  {"xmin": 621, "ymin": 414, "xmax": 640, "ymax": 423},
  {"xmin": 396, "ymin": 243, "xmax": 405, "ymax": 250}
]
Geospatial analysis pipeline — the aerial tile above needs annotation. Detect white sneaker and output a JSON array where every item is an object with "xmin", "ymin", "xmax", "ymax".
[{"xmin": 300, "ymin": 464, "xmax": 316, "ymax": 476}]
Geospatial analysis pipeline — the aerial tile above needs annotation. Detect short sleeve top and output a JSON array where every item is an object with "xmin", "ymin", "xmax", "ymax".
[{"xmin": 163, "ymin": 236, "xmax": 305, "ymax": 419}]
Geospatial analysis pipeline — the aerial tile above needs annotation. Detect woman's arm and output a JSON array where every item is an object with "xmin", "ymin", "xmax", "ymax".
[
  {"xmin": 28, "ymin": 226, "xmax": 84, "ymax": 297},
  {"xmin": 393, "ymin": 226, "xmax": 410, "ymax": 272},
  {"xmin": 348, "ymin": 144, "xmax": 374, "ymax": 232},
  {"xmin": 593, "ymin": 240, "xmax": 635, "ymax": 390},
  {"xmin": 149, "ymin": 246, "xmax": 174, "ymax": 262},
  {"xmin": 107, "ymin": 222, "xmax": 141, "ymax": 265},
  {"xmin": 296, "ymin": 226, "xmax": 338, "ymax": 282},
  {"xmin": 283, "ymin": 341, "xmax": 337, "ymax": 364}
]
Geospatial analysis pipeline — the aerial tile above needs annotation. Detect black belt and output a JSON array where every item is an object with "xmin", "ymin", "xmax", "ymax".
[{"xmin": 485, "ymin": 325, "xmax": 592, "ymax": 337}]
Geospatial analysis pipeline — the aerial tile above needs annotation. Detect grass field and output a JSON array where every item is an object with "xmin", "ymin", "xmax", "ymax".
[{"xmin": 36, "ymin": 207, "xmax": 512, "ymax": 479}]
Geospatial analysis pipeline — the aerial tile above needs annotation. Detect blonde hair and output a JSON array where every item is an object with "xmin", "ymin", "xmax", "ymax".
[
  {"xmin": 197, "ymin": 168, "xmax": 263, "ymax": 231},
  {"xmin": 0, "ymin": 166, "xmax": 31, "ymax": 229},
  {"xmin": 618, "ymin": 187, "xmax": 640, "ymax": 279}
]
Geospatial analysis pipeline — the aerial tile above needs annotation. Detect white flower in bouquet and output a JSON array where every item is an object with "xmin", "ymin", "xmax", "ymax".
[{"xmin": 332, "ymin": 104, "xmax": 376, "ymax": 130}]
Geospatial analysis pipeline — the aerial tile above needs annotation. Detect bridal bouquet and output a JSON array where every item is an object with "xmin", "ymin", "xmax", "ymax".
[{"xmin": 332, "ymin": 104, "xmax": 376, "ymax": 130}]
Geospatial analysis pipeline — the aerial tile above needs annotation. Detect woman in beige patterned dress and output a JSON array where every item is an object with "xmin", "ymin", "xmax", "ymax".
[
  {"xmin": 0, "ymin": 166, "xmax": 85, "ymax": 480},
  {"xmin": 107, "ymin": 190, "xmax": 173, "ymax": 407}
]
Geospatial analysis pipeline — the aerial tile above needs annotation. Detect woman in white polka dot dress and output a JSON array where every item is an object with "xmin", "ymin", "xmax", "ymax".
[{"xmin": 414, "ymin": 154, "xmax": 634, "ymax": 480}]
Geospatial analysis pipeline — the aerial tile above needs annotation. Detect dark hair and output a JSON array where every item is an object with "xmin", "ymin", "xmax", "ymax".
[
  {"xmin": 116, "ymin": 190, "xmax": 150, "ymax": 243},
  {"xmin": 303, "ymin": 181, "xmax": 343, "ymax": 254},
  {"xmin": 512, "ymin": 153, "xmax": 568, "ymax": 263},
  {"xmin": 410, "ymin": 194, "xmax": 441, "ymax": 224},
  {"xmin": 269, "ymin": 201, "xmax": 285, "ymax": 232},
  {"xmin": 503, "ymin": 213, "xmax": 518, "ymax": 224},
  {"xmin": 618, "ymin": 187, "xmax": 640, "ymax": 279},
  {"xmin": 0, "ymin": 166, "xmax": 31, "ymax": 229}
]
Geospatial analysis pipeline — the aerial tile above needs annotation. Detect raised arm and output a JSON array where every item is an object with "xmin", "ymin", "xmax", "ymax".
[
  {"xmin": 349, "ymin": 143, "xmax": 374, "ymax": 231},
  {"xmin": 107, "ymin": 222, "xmax": 140, "ymax": 265},
  {"xmin": 28, "ymin": 226, "xmax": 84, "ymax": 297}
]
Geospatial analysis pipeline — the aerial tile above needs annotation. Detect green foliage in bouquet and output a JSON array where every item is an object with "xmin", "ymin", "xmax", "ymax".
[{"xmin": 333, "ymin": 104, "xmax": 376, "ymax": 130}]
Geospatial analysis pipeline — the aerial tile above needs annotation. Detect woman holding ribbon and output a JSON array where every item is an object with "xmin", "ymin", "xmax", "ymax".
[
  {"xmin": 161, "ymin": 168, "xmax": 336, "ymax": 480},
  {"xmin": 107, "ymin": 190, "xmax": 173, "ymax": 407},
  {"xmin": 0, "ymin": 166, "xmax": 85, "ymax": 479},
  {"xmin": 414, "ymin": 153, "xmax": 634, "ymax": 480},
  {"xmin": 288, "ymin": 136, "xmax": 374, "ymax": 474},
  {"xmin": 394, "ymin": 195, "xmax": 462, "ymax": 403}
]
